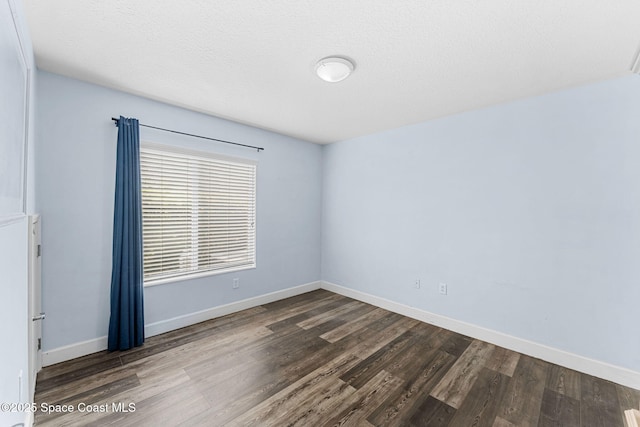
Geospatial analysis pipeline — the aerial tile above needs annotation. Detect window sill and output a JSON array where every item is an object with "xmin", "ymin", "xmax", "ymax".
[{"xmin": 143, "ymin": 264, "xmax": 256, "ymax": 287}]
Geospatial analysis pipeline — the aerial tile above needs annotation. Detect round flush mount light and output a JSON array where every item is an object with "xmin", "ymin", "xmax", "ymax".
[{"xmin": 315, "ymin": 57, "xmax": 355, "ymax": 83}]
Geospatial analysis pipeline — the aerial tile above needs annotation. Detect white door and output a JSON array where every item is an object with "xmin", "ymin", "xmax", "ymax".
[{"xmin": 28, "ymin": 214, "xmax": 43, "ymax": 397}]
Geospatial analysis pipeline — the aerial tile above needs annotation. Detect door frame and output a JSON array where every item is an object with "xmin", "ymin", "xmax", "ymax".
[{"xmin": 28, "ymin": 214, "xmax": 42, "ymax": 400}]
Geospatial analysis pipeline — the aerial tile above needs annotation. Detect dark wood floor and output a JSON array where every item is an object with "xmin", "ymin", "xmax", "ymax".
[{"xmin": 34, "ymin": 290, "xmax": 639, "ymax": 426}]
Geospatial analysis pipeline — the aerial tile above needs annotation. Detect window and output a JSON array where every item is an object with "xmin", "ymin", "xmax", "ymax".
[{"xmin": 140, "ymin": 143, "xmax": 256, "ymax": 285}]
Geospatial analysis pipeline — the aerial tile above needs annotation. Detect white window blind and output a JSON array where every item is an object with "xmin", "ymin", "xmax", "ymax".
[{"xmin": 140, "ymin": 143, "xmax": 256, "ymax": 285}]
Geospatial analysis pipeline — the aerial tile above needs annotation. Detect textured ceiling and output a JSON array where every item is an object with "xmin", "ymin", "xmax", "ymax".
[{"xmin": 25, "ymin": 1, "xmax": 640, "ymax": 144}]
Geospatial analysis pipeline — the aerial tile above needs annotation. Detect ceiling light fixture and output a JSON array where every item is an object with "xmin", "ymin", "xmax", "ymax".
[{"xmin": 315, "ymin": 57, "xmax": 355, "ymax": 83}]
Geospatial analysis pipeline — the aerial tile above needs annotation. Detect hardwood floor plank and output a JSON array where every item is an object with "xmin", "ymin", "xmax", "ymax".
[
  {"xmin": 119, "ymin": 306, "xmax": 269, "ymax": 365},
  {"xmin": 193, "ymin": 313, "xmax": 415, "ymax": 421},
  {"xmin": 496, "ymin": 355, "xmax": 550, "ymax": 427},
  {"xmin": 447, "ymin": 367, "xmax": 510, "ymax": 427},
  {"xmin": 178, "ymin": 323, "xmax": 289, "ymax": 384},
  {"xmin": 546, "ymin": 364, "xmax": 581, "ymax": 400},
  {"xmin": 367, "ymin": 350, "xmax": 456, "ymax": 426},
  {"xmin": 319, "ymin": 307, "xmax": 388, "ymax": 343},
  {"xmin": 296, "ymin": 300, "xmax": 367, "ymax": 329},
  {"xmin": 35, "ymin": 364, "xmax": 135, "ymax": 403},
  {"xmin": 538, "ymin": 388, "xmax": 580, "ymax": 427},
  {"xmin": 430, "ymin": 339, "xmax": 495, "ymax": 409},
  {"xmin": 188, "ymin": 332, "xmax": 334, "ymax": 414},
  {"xmin": 493, "ymin": 416, "xmax": 518, "ymax": 427},
  {"xmin": 384, "ymin": 328, "xmax": 448, "ymax": 380},
  {"xmin": 98, "ymin": 381, "xmax": 209, "ymax": 427},
  {"xmin": 407, "ymin": 396, "xmax": 456, "ymax": 427},
  {"xmin": 192, "ymin": 356, "xmax": 280, "ymax": 404},
  {"xmin": 260, "ymin": 289, "xmax": 335, "ymax": 312},
  {"xmin": 331, "ymin": 315, "xmax": 421, "ymax": 363},
  {"xmin": 36, "ymin": 349, "xmax": 122, "ymax": 381},
  {"xmin": 366, "ymin": 311, "xmax": 407, "ymax": 332},
  {"xmin": 134, "ymin": 325, "xmax": 273, "ymax": 383},
  {"xmin": 323, "ymin": 301, "xmax": 377, "ymax": 326},
  {"xmin": 581, "ymin": 376, "xmax": 624, "ymax": 427},
  {"xmin": 225, "ymin": 294, "xmax": 333, "ymax": 335},
  {"xmin": 252, "ymin": 292, "xmax": 343, "ymax": 331},
  {"xmin": 218, "ymin": 353, "xmax": 362, "ymax": 426},
  {"xmin": 617, "ymin": 383, "xmax": 640, "ymax": 425},
  {"xmin": 265, "ymin": 296, "xmax": 354, "ymax": 332},
  {"xmin": 320, "ymin": 370, "xmax": 404, "ymax": 427},
  {"xmin": 439, "ymin": 332, "xmax": 473, "ymax": 357},
  {"xmin": 252, "ymin": 326, "xmax": 334, "ymax": 368},
  {"xmin": 33, "ymin": 291, "xmax": 634, "ymax": 427},
  {"xmin": 188, "ymin": 328, "xmax": 365, "ymax": 425},
  {"xmin": 36, "ymin": 368, "xmax": 192, "ymax": 426},
  {"xmin": 340, "ymin": 328, "xmax": 419, "ymax": 389},
  {"xmin": 34, "ymin": 374, "xmax": 140, "ymax": 425},
  {"xmin": 485, "ymin": 346, "xmax": 521, "ymax": 377},
  {"xmin": 35, "ymin": 356, "xmax": 123, "ymax": 394},
  {"xmin": 266, "ymin": 378, "xmax": 355, "ymax": 427},
  {"xmin": 617, "ymin": 383, "xmax": 640, "ymax": 410}
]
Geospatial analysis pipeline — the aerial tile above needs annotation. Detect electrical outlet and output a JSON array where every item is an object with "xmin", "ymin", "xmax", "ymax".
[
  {"xmin": 414, "ymin": 279, "xmax": 421, "ymax": 289},
  {"xmin": 438, "ymin": 282, "xmax": 447, "ymax": 295},
  {"xmin": 233, "ymin": 278, "xmax": 240, "ymax": 289}
]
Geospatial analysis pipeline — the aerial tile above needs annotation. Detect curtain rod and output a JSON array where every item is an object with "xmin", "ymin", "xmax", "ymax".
[{"xmin": 111, "ymin": 117, "xmax": 264, "ymax": 152}]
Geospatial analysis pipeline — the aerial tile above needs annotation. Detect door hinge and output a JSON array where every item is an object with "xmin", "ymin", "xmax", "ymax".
[
  {"xmin": 37, "ymin": 244, "xmax": 41, "ymax": 257},
  {"xmin": 37, "ymin": 338, "xmax": 41, "ymax": 351}
]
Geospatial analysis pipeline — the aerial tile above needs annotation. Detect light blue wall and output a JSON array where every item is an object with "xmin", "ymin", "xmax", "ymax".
[
  {"xmin": 0, "ymin": 0, "xmax": 36, "ymax": 425},
  {"xmin": 322, "ymin": 75, "xmax": 640, "ymax": 372},
  {"xmin": 36, "ymin": 71, "xmax": 322, "ymax": 351}
]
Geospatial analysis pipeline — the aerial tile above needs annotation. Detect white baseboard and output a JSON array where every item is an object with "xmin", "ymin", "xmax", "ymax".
[
  {"xmin": 320, "ymin": 281, "xmax": 640, "ymax": 391},
  {"xmin": 24, "ymin": 407, "xmax": 34, "ymax": 427},
  {"xmin": 42, "ymin": 281, "xmax": 321, "ymax": 367},
  {"xmin": 42, "ymin": 336, "xmax": 108, "ymax": 367},
  {"xmin": 144, "ymin": 281, "xmax": 321, "ymax": 337}
]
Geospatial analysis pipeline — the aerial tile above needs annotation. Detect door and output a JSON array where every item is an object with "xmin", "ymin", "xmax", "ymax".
[{"xmin": 28, "ymin": 214, "xmax": 43, "ymax": 397}]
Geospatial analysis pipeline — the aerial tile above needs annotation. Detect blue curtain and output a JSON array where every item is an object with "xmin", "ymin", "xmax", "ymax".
[{"xmin": 108, "ymin": 116, "xmax": 145, "ymax": 351}]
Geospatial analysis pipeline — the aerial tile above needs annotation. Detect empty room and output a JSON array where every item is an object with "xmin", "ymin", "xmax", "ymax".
[{"xmin": 2, "ymin": 0, "xmax": 640, "ymax": 426}]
